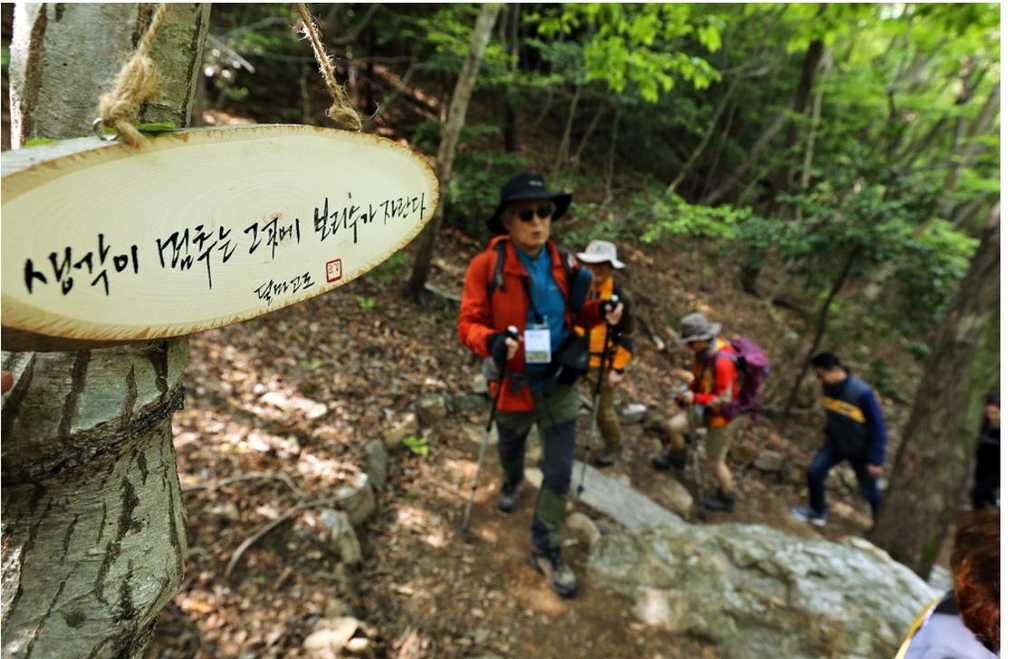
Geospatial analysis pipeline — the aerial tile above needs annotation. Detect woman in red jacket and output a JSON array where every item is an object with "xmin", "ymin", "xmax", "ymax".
[
  {"xmin": 655, "ymin": 313, "xmax": 741, "ymax": 513},
  {"xmin": 458, "ymin": 173, "xmax": 621, "ymax": 598}
]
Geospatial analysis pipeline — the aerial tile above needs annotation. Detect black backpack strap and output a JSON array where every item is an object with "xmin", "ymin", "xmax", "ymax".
[
  {"xmin": 489, "ymin": 241, "xmax": 588, "ymax": 315},
  {"xmin": 560, "ymin": 244, "xmax": 593, "ymax": 314},
  {"xmin": 557, "ymin": 244, "xmax": 574, "ymax": 290},
  {"xmin": 487, "ymin": 240, "xmax": 508, "ymax": 300}
]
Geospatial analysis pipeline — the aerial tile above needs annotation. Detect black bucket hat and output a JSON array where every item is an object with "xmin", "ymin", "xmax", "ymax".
[{"xmin": 487, "ymin": 173, "xmax": 572, "ymax": 235}]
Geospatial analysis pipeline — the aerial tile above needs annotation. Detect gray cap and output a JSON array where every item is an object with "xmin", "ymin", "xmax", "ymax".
[{"xmin": 679, "ymin": 312, "xmax": 721, "ymax": 343}]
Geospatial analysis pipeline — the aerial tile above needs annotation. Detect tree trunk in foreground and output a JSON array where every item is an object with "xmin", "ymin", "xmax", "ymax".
[
  {"xmin": 1, "ymin": 343, "xmax": 190, "ymax": 658},
  {"xmin": 3, "ymin": 4, "xmax": 208, "ymax": 658},
  {"xmin": 868, "ymin": 205, "xmax": 1000, "ymax": 578}
]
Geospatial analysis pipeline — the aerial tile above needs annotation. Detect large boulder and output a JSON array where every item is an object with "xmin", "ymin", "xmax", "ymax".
[{"xmin": 588, "ymin": 524, "xmax": 938, "ymax": 659}]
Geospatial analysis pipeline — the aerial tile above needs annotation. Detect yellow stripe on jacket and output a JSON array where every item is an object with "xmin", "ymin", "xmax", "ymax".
[{"xmin": 822, "ymin": 396, "xmax": 866, "ymax": 423}]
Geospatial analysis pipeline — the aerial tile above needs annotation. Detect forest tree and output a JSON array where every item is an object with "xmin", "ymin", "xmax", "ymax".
[{"xmin": 2, "ymin": 4, "xmax": 208, "ymax": 658}]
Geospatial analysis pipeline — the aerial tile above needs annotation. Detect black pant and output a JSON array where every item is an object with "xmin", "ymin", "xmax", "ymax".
[{"xmin": 971, "ymin": 442, "xmax": 1000, "ymax": 509}]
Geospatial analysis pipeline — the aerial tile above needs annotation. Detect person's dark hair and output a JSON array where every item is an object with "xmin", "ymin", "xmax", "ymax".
[
  {"xmin": 811, "ymin": 352, "xmax": 842, "ymax": 370},
  {"xmin": 951, "ymin": 508, "xmax": 1000, "ymax": 652},
  {"xmin": 985, "ymin": 393, "xmax": 1000, "ymax": 407}
]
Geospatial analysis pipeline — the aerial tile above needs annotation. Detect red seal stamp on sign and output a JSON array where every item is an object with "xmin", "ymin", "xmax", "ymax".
[{"xmin": 326, "ymin": 258, "xmax": 343, "ymax": 283}]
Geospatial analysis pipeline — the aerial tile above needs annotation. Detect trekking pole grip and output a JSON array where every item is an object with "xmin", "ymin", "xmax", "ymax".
[
  {"xmin": 600, "ymin": 294, "xmax": 620, "ymax": 320},
  {"xmin": 485, "ymin": 326, "xmax": 518, "ymax": 432}
]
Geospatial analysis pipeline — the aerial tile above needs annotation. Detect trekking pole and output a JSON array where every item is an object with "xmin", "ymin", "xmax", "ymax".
[
  {"xmin": 577, "ymin": 296, "xmax": 618, "ymax": 498},
  {"xmin": 686, "ymin": 402, "xmax": 708, "ymax": 521},
  {"xmin": 459, "ymin": 326, "xmax": 518, "ymax": 539}
]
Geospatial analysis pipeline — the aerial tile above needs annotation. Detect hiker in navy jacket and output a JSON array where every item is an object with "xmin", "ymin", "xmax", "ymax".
[{"xmin": 791, "ymin": 352, "xmax": 887, "ymax": 527}]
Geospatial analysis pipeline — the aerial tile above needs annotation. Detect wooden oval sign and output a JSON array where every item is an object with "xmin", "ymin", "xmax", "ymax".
[{"xmin": 1, "ymin": 125, "xmax": 439, "ymax": 352}]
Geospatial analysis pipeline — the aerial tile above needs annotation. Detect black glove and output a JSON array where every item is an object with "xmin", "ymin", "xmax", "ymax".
[
  {"xmin": 487, "ymin": 326, "xmax": 519, "ymax": 370},
  {"xmin": 600, "ymin": 294, "xmax": 620, "ymax": 318}
]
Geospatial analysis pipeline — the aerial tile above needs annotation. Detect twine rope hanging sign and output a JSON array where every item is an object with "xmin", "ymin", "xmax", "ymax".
[
  {"xmin": 295, "ymin": 2, "xmax": 362, "ymax": 132},
  {"xmin": 94, "ymin": 3, "xmax": 172, "ymax": 146},
  {"xmin": 3, "ymin": 4, "xmax": 438, "ymax": 352}
]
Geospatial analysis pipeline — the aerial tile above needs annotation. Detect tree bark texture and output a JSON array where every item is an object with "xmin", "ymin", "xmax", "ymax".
[
  {"xmin": 868, "ymin": 207, "xmax": 1000, "ymax": 578},
  {"xmin": 500, "ymin": 3, "xmax": 519, "ymax": 154},
  {"xmin": 405, "ymin": 3, "xmax": 500, "ymax": 300},
  {"xmin": 4, "ymin": 4, "xmax": 208, "ymax": 658},
  {"xmin": 1, "ymin": 342, "xmax": 189, "ymax": 659},
  {"xmin": 9, "ymin": 3, "xmax": 209, "ymax": 148}
]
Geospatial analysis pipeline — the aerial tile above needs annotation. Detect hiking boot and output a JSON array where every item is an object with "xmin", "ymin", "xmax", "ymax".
[
  {"xmin": 596, "ymin": 447, "xmax": 621, "ymax": 468},
  {"xmin": 704, "ymin": 489, "xmax": 735, "ymax": 512},
  {"xmin": 790, "ymin": 505, "xmax": 827, "ymax": 527},
  {"xmin": 497, "ymin": 481, "xmax": 520, "ymax": 513},
  {"xmin": 652, "ymin": 451, "xmax": 687, "ymax": 471},
  {"xmin": 528, "ymin": 547, "xmax": 580, "ymax": 597}
]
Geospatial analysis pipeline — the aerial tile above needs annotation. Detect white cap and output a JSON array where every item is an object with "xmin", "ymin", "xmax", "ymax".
[{"xmin": 576, "ymin": 240, "xmax": 625, "ymax": 269}]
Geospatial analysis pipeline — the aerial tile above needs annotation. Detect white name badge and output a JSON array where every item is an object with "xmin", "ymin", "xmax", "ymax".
[{"xmin": 524, "ymin": 327, "xmax": 552, "ymax": 364}]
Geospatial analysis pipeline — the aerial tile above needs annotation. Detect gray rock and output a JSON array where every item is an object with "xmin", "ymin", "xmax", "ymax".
[
  {"xmin": 453, "ymin": 392, "xmax": 490, "ymax": 415},
  {"xmin": 837, "ymin": 464, "xmax": 860, "ymax": 492},
  {"xmin": 416, "ymin": 393, "xmax": 450, "ymax": 425},
  {"xmin": 730, "ymin": 443, "xmax": 758, "ymax": 469},
  {"xmin": 754, "ymin": 449, "xmax": 787, "ymax": 474},
  {"xmin": 648, "ymin": 476, "xmax": 694, "ymax": 520},
  {"xmin": 320, "ymin": 511, "xmax": 362, "ymax": 567},
  {"xmin": 302, "ymin": 616, "xmax": 362, "ymax": 657},
  {"xmin": 384, "ymin": 412, "xmax": 420, "ymax": 451},
  {"xmin": 344, "ymin": 637, "xmax": 374, "ymax": 658},
  {"xmin": 565, "ymin": 512, "xmax": 602, "ymax": 548},
  {"xmin": 463, "ymin": 422, "xmax": 498, "ymax": 446},
  {"xmin": 569, "ymin": 461, "xmax": 687, "ymax": 529},
  {"xmin": 365, "ymin": 439, "xmax": 388, "ymax": 490},
  {"xmin": 588, "ymin": 524, "xmax": 939, "ymax": 659},
  {"xmin": 620, "ymin": 403, "xmax": 648, "ymax": 425},
  {"xmin": 335, "ymin": 472, "xmax": 376, "ymax": 526}
]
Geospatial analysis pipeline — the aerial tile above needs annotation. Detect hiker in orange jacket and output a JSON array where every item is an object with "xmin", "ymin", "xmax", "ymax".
[
  {"xmin": 654, "ymin": 312, "xmax": 741, "ymax": 512},
  {"xmin": 458, "ymin": 172, "xmax": 622, "ymax": 598},
  {"xmin": 575, "ymin": 240, "xmax": 635, "ymax": 467}
]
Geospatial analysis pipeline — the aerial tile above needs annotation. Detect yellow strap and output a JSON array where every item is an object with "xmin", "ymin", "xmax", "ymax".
[
  {"xmin": 823, "ymin": 396, "xmax": 866, "ymax": 423},
  {"xmin": 893, "ymin": 595, "xmax": 944, "ymax": 659}
]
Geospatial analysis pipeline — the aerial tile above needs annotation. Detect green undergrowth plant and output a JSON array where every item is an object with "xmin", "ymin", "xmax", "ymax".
[
  {"xmin": 633, "ymin": 185, "xmax": 750, "ymax": 245},
  {"xmin": 402, "ymin": 435, "xmax": 430, "ymax": 457}
]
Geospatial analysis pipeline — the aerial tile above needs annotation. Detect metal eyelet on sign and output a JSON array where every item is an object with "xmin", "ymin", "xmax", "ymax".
[{"xmin": 92, "ymin": 117, "xmax": 119, "ymax": 142}]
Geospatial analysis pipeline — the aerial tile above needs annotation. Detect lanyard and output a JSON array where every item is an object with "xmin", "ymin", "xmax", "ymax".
[{"xmin": 521, "ymin": 277, "xmax": 547, "ymax": 326}]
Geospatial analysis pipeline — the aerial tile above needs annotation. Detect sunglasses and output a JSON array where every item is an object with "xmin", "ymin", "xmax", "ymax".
[{"xmin": 516, "ymin": 205, "xmax": 553, "ymax": 222}]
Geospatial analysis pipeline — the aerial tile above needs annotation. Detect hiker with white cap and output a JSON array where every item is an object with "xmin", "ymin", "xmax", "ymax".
[
  {"xmin": 575, "ymin": 240, "xmax": 636, "ymax": 467},
  {"xmin": 654, "ymin": 312, "xmax": 742, "ymax": 513}
]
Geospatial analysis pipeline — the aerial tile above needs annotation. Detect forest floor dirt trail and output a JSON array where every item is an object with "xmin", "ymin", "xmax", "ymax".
[{"xmin": 144, "ymin": 228, "xmax": 891, "ymax": 659}]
